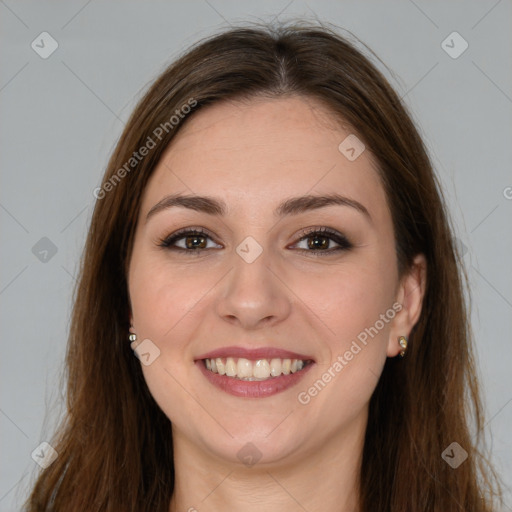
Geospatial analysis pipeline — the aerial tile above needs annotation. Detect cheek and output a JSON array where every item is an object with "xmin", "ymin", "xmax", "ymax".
[
  {"xmin": 292, "ymin": 255, "xmax": 396, "ymax": 406},
  {"xmin": 128, "ymin": 255, "xmax": 209, "ymax": 426},
  {"xmin": 295, "ymin": 266, "xmax": 394, "ymax": 415},
  {"xmin": 130, "ymin": 245, "xmax": 397, "ymax": 354},
  {"xmin": 129, "ymin": 253, "xmax": 205, "ymax": 342},
  {"xmin": 295, "ymin": 261, "xmax": 396, "ymax": 342}
]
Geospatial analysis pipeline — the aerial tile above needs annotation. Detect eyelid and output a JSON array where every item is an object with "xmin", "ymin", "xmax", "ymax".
[
  {"xmin": 158, "ymin": 225, "xmax": 352, "ymax": 254},
  {"xmin": 159, "ymin": 226, "xmax": 219, "ymax": 247},
  {"xmin": 295, "ymin": 225, "xmax": 344, "ymax": 239},
  {"xmin": 290, "ymin": 226, "xmax": 352, "ymax": 252}
]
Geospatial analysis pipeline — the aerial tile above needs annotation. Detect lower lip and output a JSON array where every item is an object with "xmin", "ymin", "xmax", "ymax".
[{"xmin": 196, "ymin": 360, "xmax": 315, "ymax": 398}]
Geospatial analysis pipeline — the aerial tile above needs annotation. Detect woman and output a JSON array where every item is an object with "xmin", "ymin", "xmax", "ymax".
[{"xmin": 25, "ymin": 22, "xmax": 502, "ymax": 511}]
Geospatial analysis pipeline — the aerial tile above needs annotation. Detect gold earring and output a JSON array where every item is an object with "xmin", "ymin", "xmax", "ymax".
[{"xmin": 398, "ymin": 336, "xmax": 408, "ymax": 357}]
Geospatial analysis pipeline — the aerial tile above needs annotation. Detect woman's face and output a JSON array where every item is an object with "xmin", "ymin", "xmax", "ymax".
[{"xmin": 128, "ymin": 96, "xmax": 424, "ymax": 467}]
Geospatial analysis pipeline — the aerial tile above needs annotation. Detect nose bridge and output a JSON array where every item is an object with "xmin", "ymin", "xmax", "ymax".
[{"xmin": 216, "ymin": 235, "xmax": 291, "ymax": 328}]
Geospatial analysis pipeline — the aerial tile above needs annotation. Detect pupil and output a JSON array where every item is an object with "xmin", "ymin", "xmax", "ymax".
[
  {"xmin": 308, "ymin": 235, "xmax": 328, "ymax": 250},
  {"xmin": 183, "ymin": 234, "xmax": 329, "ymax": 250},
  {"xmin": 186, "ymin": 235, "xmax": 206, "ymax": 249}
]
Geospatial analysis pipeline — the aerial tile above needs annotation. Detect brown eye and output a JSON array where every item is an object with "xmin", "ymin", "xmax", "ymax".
[
  {"xmin": 158, "ymin": 226, "xmax": 352, "ymax": 257},
  {"xmin": 159, "ymin": 228, "xmax": 221, "ymax": 252},
  {"xmin": 292, "ymin": 227, "xmax": 352, "ymax": 256},
  {"xmin": 183, "ymin": 233, "xmax": 207, "ymax": 249},
  {"xmin": 305, "ymin": 234, "xmax": 330, "ymax": 250}
]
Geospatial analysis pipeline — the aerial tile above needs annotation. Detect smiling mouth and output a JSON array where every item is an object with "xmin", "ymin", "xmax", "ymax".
[{"xmin": 203, "ymin": 357, "xmax": 314, "ymax": 381}]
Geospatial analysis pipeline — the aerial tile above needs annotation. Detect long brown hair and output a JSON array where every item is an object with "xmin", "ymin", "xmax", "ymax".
[{"xmin": 25, "ymin": 21, "xmax": 502, "ymax": 511}]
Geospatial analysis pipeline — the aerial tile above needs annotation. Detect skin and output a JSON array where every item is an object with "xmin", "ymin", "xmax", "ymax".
[{"xmin": 127, "ymin": 95, "xmax": 426, "ymax": 512}]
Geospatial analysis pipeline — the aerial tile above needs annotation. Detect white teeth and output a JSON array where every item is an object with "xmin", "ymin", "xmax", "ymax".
[
  {"xmin": 253, "ymin": 359, "xmax": 270, "ymax": 379},
  {"xmin": 216, "ymin": 357, "xmax": 225, "ymax": 375},
  {"xmin": 225, "ymin": 357, "xmax": 236, "ymax": 377},
  {"xmin": 270, "ymin": 358, "xmax": 282, "ymax": 377},
  {"xmin": 237, "ymin": 358, "xmax": 252, "ymax": 378},
  {"xmin": 203, "ymin": 357, "xmax": 309, "ymax": 380}
]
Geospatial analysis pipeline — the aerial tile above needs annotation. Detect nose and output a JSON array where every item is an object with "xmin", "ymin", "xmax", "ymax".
[{"xmin": 215, "ymin": 246, "xmax": 292, "ymax": 330}]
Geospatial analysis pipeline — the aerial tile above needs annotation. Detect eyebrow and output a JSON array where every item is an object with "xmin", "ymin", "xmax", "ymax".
[{"xmin": 145, "ymin": 192, "xmax": 371, "ymax": 223}]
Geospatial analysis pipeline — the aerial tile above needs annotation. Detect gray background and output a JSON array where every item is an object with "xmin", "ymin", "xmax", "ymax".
[{"xmin": 1, "ymin": 1, "xmax": 511, "ymax": 510}]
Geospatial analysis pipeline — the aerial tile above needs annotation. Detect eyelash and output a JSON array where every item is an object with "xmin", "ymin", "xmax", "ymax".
[{"xmin": 157, "ymin": 226, "xmax": 352, "ymax": 257}]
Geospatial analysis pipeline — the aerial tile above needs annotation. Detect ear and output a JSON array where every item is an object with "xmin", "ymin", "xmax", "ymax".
[{"xmin": 386, "ymin": 254, "xmax": 427, "ymax": 357}]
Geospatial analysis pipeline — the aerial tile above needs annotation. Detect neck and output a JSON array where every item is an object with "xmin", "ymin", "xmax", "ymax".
[{"xmin": 168, "ymin": 411, "xmax": 366, "ymax": 512}]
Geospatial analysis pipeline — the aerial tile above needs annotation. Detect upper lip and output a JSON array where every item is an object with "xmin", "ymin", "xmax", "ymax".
[{"xmin": 196, "ymin": 346, "xmax": 315, "ymax": 362}]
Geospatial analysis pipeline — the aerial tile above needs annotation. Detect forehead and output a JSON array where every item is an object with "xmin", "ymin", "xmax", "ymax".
[{"xmin": 140, "ymin": 96, "xmax": 388, "ymax": 221}]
